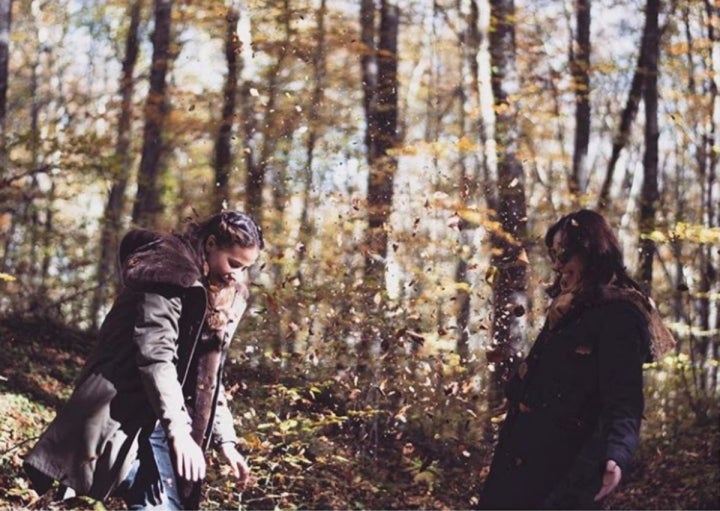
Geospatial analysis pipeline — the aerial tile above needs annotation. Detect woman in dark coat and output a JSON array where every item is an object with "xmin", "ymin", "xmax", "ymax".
[
  {"xmin": 478, "ymin": 209, "xmax": 675, "ymax": 510},
  {"xmin": 23, "ymin": 210, "xmax": 264, "ymax": 510}
]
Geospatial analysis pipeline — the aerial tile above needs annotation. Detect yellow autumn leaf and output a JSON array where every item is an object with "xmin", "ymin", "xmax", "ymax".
[
  {"xmin": 456, "ymin": 136, "xmax": 478, "ymax": 153},
  {"xmin": 0, "ymin": 272, "xmax": 16, "ymax": 282}
]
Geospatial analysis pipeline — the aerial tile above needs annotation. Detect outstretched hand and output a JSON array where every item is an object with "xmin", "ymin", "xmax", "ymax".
[
  {"xmin": 594, "ymin": 459, "xmax": 622, "ymax": 501},
  {"xmin": 221, "ymin": 443, "xmax": 250, "ymax": 486},
  {"xmin": 170, "ymin": 433, "xmax": 206, "ymax": 482}
]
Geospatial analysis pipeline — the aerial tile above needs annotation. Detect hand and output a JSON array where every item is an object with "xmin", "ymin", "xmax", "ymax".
[
  {"xmin": 170, "ymin": 433, "xmax": 206, "ymax": 482},
  {"xmin": 594, "ymin": 459, "xmax": 622, "ymax": 501},
  {"xmin": 221, "ymin": 442, "xmax": 250, "ymax": 486}
]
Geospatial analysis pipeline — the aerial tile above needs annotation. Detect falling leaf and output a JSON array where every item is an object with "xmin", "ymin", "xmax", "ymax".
[
  {"xmin": 447, "ymin": 213, "xmax": 461, "ymax": 229},
  {"xmin": 485, "ymin": 265, "xmax": 498, "ymax": 285},
  {"xmin": 517, "ymin": 248, "xmax": 529, "ymax": 265}
]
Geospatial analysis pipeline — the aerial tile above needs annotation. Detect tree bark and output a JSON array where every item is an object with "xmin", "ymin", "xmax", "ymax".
[
  {"xmin": 597, "ymin": 2, "xmax": 676, "ymax": 210},
  {"xmin": 23, "ymin": 33, "xmax": 42, "ymax": 306},
  {"xmin": 132, "ymin": 0, "xmax": 172, "ymax": 229},
  {"xmin": 694, "ymin": 0, "xmax": 718, "ymax": 396},
  {"xmin": 487, "ymin": 0, "xmax": 528, "ymax": 407},
  {"xmin": 359, "ymin": 0, "xmax": 400, "ymax": 372},
  {"xmin": 570, "ymin": 0, "xmax": 591, "ymax": 197},
  {"xmin": 214, "ymin": 1, "xmax": 242, "ymax": 212},
  {"xmin": 288, "ymin": 0, "xmax": 327, "ymax": 354},
  {"xmin": 360, "ymin": 0, "xmax": 377, "ymax": 155},
  {"xmin": 0, "ymin": 0, "xmax": 12, "ymax": 176},
  {"xmin": 454, "ymin": 0, "xmax": 484, "ymax": 362},
  {"xmin": 365, "ymin": 0, "xmax": 399, "ymax": 270},
  {"xmin": 244, "ymin": 1, "xmax": 289, "ymax": 226},
  {"xmin": 702, "ymin": 0, "xmax": 718, "ymax": 395},
  {"xmin": 638, "ymin": 0, "xmax": 660, "ymax": 294},
  {"xmin": 91, "ymin": 0, "xmax": 142, "ymax": 329}
]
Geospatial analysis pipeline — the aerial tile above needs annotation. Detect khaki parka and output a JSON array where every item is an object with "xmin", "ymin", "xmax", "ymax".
[{"xmin": 24, "ymin": 230, "xmax": 241, "ymax": 501}]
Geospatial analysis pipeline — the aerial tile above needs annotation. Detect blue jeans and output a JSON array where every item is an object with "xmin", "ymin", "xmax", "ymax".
[{"xmin": 119, "ymin": 423, "xmax": 184, "ymax": 510}]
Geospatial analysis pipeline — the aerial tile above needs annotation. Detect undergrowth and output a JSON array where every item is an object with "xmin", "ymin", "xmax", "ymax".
[{"xmin": 0, "ymin": 316, "xmax": 717, "ymax": 510}]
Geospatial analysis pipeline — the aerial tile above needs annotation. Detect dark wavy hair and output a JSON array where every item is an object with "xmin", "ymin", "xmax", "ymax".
[
  {"xmin": 544, "ymin": 209, "xmax": 642, "ymax": 300},
  {"xmin": 185, "ymin": 210, "xmax": 264, "ymax": 251}
]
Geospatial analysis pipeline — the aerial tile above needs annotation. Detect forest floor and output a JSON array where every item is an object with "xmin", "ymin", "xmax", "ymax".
[{"xmin": 0, "ymin": 316, "xmax": 718, "ymax": 510}]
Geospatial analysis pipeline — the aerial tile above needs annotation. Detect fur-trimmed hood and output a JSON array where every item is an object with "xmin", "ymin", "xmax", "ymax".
[
  {"xmin": 599, "ymin": 285, "xmax": 676, "ymax": 361},
  {"xmin": 119, "ymin": 229, "xmax": 203, "ymax": 290}
]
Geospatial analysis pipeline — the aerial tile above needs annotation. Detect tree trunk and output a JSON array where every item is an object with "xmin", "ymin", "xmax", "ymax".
[
  {"xmin": 487, "ymin": 0, "xmax": 528, "ymax": 408},
  {"xmin": 638, "ymin": 0, "xmax": 660, "ymax": 294},
  {"xmin": 244, "ymin": 0, "xmax": 289, "ymax": 226},
  {"xmin": 243, "ymin": 0, "xmax": 293, "ymax": 358},
  {"xmin": 360, "ymin": 0, "xmax": 377, "ymax": 155},
  {"xmin": 598, "ymin": 4, "xmax": 674, "ymax": 210},
  {"xmin": 570, "ymin": 0, "xmax": 591, "ymax": 197},
  {"xmin": 39, "ymin": 181, "xmax": 55, "ymax": 296},
  {"xmin": 0, "ymin": 0, "xmax": 13, "ymax": 269},
  {"xmin": 132, "ymin": 0, "xmax": 172, "ymax": 229},
  {"xmin": 288, "ymin": 0, "xmax": 327, "ymax": 354},
  {"xmin": 91, "ymin": 0, "xmax": 142, "ymax": 329},
  {"xmin": 702, "ymin": 0, "xmax": 718, "ymax": 397},
  {"xmin": 693, "ymin": 0, "xmax": 718, "ymax": 397},
  {"xmin": 454, "ymin": 0, "xmax": 484, "ymax": 362},
  {"xmin": 0, "ymin": 0, "xmax": 12, "ymax": 175},
  {"xmin": 359, "ymin": 0, "xmax": 400, "ymax": 372},
  {"xmin": 214, "ymin": 1, "xmax": 242, "ymax": 213},
  {"xmin": 366, "ymin": 0, "xmax": 399, "ymax": 280},
  {"xmin": 24, "ymin": 35, "xmax": 42, "ymax": 311},
  {"xmin": 240, "ymin": 81, "xmax": 256, "ymax": 207}
]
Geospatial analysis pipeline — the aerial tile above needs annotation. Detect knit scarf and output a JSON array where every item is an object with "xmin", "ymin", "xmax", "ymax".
[
  {"xmin": 546, "ymin": 282, "xmax": 676, "ymax": 360},
  {"xmin": 180, "ymin": 281, "xmax": 247, "ymax": 506},
  {"xmin": 547, "ymin": 277, "xmax": 584, "ymax": 330}
]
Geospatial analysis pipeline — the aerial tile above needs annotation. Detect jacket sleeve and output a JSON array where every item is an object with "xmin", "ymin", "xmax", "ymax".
[
  {"xmin": 133, "ymin": 291, "xmax": 193, "ymax": 440},
  {"xmin": 596, "ymin": 302, "xmax": 649, "ymax": 471},
  {"xmin": 211, "ymin": 382, "xmax": 238, "ymax": 448}
]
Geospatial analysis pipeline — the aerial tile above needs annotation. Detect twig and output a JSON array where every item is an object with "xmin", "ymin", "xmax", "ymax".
[
  {"xmin": 0, "ymin": 165, "xmax": 54, "ymax": 188},
  {"xmin": 0, "ymin": 435, "xmax": 41, "ymax": 457}
]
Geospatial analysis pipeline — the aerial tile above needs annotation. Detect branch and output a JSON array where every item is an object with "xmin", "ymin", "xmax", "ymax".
[
  {"xmin": 0, "ymin": 435, "xmax": 41, "ymax": 457},
  {"xmin": 597, "ymin": 0, "xmax": 679, "ymax": 210},
  {"xmin": 0, "ymin": 165, "xmax": 53, "ymax": 188}
]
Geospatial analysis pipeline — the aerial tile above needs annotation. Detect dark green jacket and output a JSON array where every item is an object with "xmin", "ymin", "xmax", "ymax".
[{"xmin": 24, "ymin": 230, "xmax": 241, "ymax": 500}]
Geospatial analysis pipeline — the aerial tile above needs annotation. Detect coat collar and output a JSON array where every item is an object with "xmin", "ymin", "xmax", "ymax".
[{"xmin": 119, "ymin": 229, "xmax": 204, "ymax": 290}]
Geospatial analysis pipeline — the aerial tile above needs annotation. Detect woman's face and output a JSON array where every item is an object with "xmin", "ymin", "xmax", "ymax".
[
  {"xmin": 550, "ymin": 230, "xmax": 585, "ymax": 292},
  {"xmin": 205, "ymin": 236, "xmax": 260, "ymax": 287}
]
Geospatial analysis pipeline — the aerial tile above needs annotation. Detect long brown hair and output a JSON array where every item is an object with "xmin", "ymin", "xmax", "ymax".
[{"xmin": 544, "ymin": 209, "xmax": 642, "ymax": 301}]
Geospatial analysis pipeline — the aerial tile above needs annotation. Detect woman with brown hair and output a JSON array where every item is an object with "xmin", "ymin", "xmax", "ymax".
[
  {"xmin": 24, "ymin": 210, "xmax": 264, "ymax": 510},
  {"xmin": 478, "ymin": 209, "xmax": 674, "ymax": 509}
]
